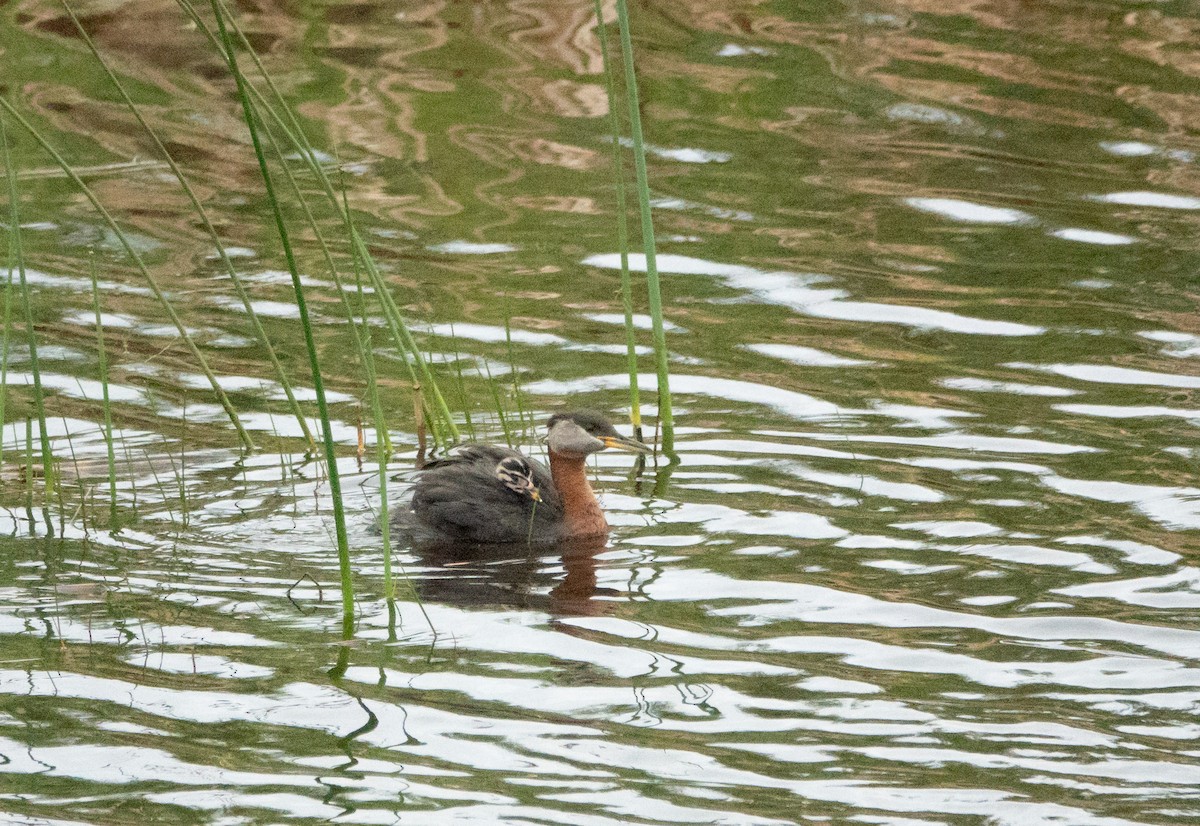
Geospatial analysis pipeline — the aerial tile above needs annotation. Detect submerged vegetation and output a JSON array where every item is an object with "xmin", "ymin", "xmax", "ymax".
[{"xmin": 0, "ymin": 0, "xmax": 673, "ymax": 626}]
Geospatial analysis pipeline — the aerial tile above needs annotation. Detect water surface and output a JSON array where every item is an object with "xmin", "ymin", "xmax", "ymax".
[{"xmin": 2, "ymin": 1, "xmax": 1199, "ymax": 824}]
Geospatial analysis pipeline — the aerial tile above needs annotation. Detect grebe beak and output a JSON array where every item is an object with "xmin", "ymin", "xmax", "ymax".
[{"xmin": 601, "ymin": 435, "xmax": 653, "ymax": 454}]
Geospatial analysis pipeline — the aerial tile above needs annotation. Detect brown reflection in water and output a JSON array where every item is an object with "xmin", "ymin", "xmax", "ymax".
[
  {"xmin": 314, "ymin": 1, "xmax": 450, "ymax": 175},
  {"xmin": 506, "ymin": 76, "xmax": 609, "ymax": 118},
  {"xmin": 661, "ymin": 0, "xmax": 1200, "ymax": 139},
  {"xmin": 642, "ymin": 50, "xmax": 776, "ymax": 96},
  {"xmin": 21, "ymin": 0, "xmax": 1200, "ymax": 220},
  {"xmin": 511, "ymin": 194, "xmax": 600, "ymax": 214},
  {"xmin": 31, "ymin": 0, "xmax": 238, "ymax": 77},
  {"xmin": 507, "ymin": 0, "xmax": 605, "ymax": 75},
  {"xmin": 410, "ymin": 536, "xmax": 611, "ymax": 618}
]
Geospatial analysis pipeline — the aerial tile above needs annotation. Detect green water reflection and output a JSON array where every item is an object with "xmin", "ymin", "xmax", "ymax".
[{"xmin": 2, "ymin": 1, "xmax": 1200, "ymax": 824}]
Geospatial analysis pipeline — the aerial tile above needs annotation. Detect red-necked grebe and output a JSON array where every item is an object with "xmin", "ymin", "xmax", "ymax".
[{"xmin": 409, "ymin": 411, "xmax": 651, "ymax": 544}]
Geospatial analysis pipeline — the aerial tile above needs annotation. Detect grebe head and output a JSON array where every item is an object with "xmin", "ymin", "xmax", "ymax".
[{"xmin": 546, "ymin": 411, "xmax": 652, "ymax": 459}]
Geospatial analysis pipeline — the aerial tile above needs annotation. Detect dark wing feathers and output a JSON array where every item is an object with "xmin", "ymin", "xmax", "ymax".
[{"xmin": 411, "ymin": 444, "xmax": 564, "ymax": 544}]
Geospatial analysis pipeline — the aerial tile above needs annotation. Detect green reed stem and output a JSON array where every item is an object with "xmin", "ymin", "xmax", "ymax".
[
  {"xmin": 482, "ymin": 358, "xmax": 513, "ymax": 449},
  {"xmin": 0, "ymin": 214, "xmax": 14, "ymax": 470},
  {"xmin": 0, "ymin": 96, "xmax": 254, "ymax": 451},
  {"xmin": 593, "ymin": 0, "xmax": 642, "ymax": 438},
  {"xmin": 256, "ymin": 125, "xmax": 402, "ymax": 466},
  {"xmin": 24, "ymin": 418, "xmax": 33, "ymax": 518},
  {"xmin": 504, "ymin": 315, "xmax": 529, "ymax": 438},
  {"xmin": 615, "ymin": 0, "xmax": 673, "ymax": 452},
  {"xmin": 179, "ymin": 399, "xmax": 189, "ymax": 529},
  {"xmin": 144, "ymin": 447, "xmax": 176, "ymax": 525},
  {"xmin": 234, "ymin": 2, "xmax": 456, "ymax": 447},
  {"xmin": 357, "ymin": 288, "xmax": 434, "ymax": 634},
  {"xmin": 353, "ymin": 235, "xmax": 453, "ymax": 447},
  {"xmin": 351, "ymin": 240, "xmax": 436, "ymax": 442},
  {"xmin": 2, "ymin": 113, "xmax": 56, "ymax": 504},
  {"xmin": 120, "ymin": 439, "xmax": 140, "ymax": 519},
  {"xmin": 350, "ymin": 232, "xmax": 393, "ymax": 600},
  {"xmin": 210, "ymin": 0, "xmax": 354, "ymax": 622},
  {"xmin": 341, "ymin": 183, "xmax": 393, "ymax": 458},
  {"xmin": 89, "ymin": 255, "xmax": 119, "ymax": 527},
  {"xmin": 59, "ymin": 419, "xmax": 86, "ymax": 535},
  {"xmin": 447, "ymin": 327, "xmax": 476, "ymax": 441},
  {"xmin": 61, "ymin": 0, "xmax": 315, "ymax": 450},
  {"xmin": 179, "ymin": 0, "xmax": 459, "ymax": 447}
]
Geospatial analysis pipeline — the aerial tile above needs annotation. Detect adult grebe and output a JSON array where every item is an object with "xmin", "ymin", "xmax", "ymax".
[{"xmin": 409, "ymin": 411, "xmax": 650, "ymax": 544}]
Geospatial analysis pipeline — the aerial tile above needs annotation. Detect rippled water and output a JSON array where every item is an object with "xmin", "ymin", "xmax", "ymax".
[{"xmin": 3, "ymin": 1, "xmax": 1200, "ymax": 824}]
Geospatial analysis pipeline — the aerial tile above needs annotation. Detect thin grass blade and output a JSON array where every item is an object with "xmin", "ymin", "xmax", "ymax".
[
  {"xmin": 60, "ymin": 0, "xmax": 315, "ymax": 449},
  {"xmin": 0, "ymin": 96, "xmax": 255, "ymax": 450},
  {"xmin": 593, "ymin": 0, "xmax": 642, "ymax": 438},
  {"xmin": 89, "ymin": 255, "xmax": 119, "ymax": 527},
  {"xmin": 2, "ymin": 112, "xmax": 56, "ymax": 508},
  {"xmin": 615, "ymin": 0, "xmax": 674, "ymax": 452},
  {"xmin": 208, "ymin": 0, "xmax": 354, "ymax": 622}
]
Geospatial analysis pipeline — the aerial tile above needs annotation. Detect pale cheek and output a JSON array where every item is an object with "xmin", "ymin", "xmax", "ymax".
[{"xmin": 564, "ymin": 442, "xmax": 604, "ymax": 459}]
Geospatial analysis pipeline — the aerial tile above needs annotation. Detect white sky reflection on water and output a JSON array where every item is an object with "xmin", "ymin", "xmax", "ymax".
[
  {"xmin": 584, "ymin": 253, "xmax": 1045, "ymax": 336},
  {"xmin": 427, "ymin": 240, "xmax": 519, "ymax": 254},
  {"xmin": 904, "ymin": 197, "xmax": 1037, "ymax": 225},
  {"xmin": 743, "ymin": 343, "xmax": 875, "ymax": 367},
  {"xmin": 1089, "ymin": 191, "xmax": 1200, "ymax": 209},
  {"xmin": 939, "ymin": 376, "xmax": 1078, "ymax": 396},
  {"xmin": 1049, "ymin": 228, "xmax": 1138, "ymax": 245},
  {"xmin": 422, "ymin": 322, "xmax": 654, "ymax": 356},
  {"xmin": 2, "ymin": 372, "xmax": 147, "ymax": 404},
  {"xmin": 1009, "ymin": 362, "xmax": 1200, "ymax": 388}
]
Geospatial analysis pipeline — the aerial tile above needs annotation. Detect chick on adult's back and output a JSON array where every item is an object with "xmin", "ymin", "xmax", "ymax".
[{"xmin": 409, "ymin": 411, "xmax": 650, "ymax": 545}]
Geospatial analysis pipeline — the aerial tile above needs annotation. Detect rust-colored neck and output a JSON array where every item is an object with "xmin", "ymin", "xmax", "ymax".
[{"xmin": 549, "ymin": 451, "xmax": 608, "ymax": 538}]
